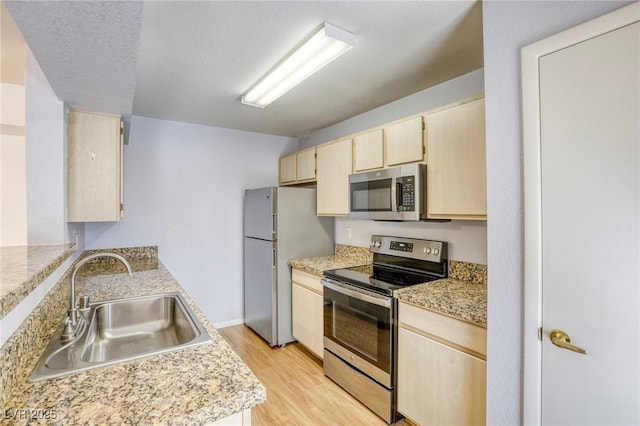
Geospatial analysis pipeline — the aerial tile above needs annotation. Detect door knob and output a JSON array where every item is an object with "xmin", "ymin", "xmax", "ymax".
[{"xmin": 549, "ymin": 329, "xmax": 588, "ymax": 355}]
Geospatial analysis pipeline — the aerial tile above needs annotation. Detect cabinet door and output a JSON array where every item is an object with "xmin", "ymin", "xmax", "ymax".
[
  {"xmin": 291, "ymin": 281, "xmax": 324, "ymax": 359},
  {"xmin": 385, "ymin": 116, "xmax": 424, "ymax": 166},
  {"xmin": 67, "ymin": 110, "xmax": 122, "ymax": 222},
  {"xmin": 316, "ymin": 139, "xmax": 352, "ymax": 216},
  {"xmin": 279, "ymin": 153, "xmax": 297, "ymax": 184},
  {"xmin": 426, "ymin": 98, "xmax": 487, "ymax": 220},
  {"xmin": 353, "ymin": 129, "xmax": 384, "ymax": 171},
  {"xmin": 398, "ymin": 327, "xmax": 486, "ymax": 426},
  {"xmin": 296, "ymin": 147, "xmax": 316, "ymax": 181}
]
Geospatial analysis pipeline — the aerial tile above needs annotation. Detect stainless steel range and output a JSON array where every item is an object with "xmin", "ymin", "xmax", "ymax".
[{"xmin": 321, "ymin": 235, "xmax": 448, "ymax": 424}]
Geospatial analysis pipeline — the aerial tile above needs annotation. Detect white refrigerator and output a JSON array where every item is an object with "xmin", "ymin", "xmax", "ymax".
[{"xmin": 243, "ymin": 186, "xmax": 334, "ymax": 346}]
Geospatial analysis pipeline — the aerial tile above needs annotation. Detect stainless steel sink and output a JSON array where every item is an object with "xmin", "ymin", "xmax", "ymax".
[{"xmin": 30, "ymin": 292, "xmax": 212, "ymax": 382}]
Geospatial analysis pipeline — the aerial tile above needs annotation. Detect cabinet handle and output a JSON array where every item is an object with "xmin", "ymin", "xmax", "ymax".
[{"xmin": 550, "ymin": 329, "xmax": 587, "ymax": 355}]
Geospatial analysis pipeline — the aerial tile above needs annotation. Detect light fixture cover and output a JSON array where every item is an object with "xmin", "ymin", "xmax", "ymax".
[{"xmin": 241, "ymin": 22, "xmax": 355, "ymax": 108}]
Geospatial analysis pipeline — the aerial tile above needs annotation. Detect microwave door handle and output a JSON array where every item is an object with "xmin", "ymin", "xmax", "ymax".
[
  {"xmin": 391, "ymin": 181, "xmax": 398, "ymax": 212},
  {"xmin": 396, "ymin": 182, "xmax": 403, "ymax": 210}
]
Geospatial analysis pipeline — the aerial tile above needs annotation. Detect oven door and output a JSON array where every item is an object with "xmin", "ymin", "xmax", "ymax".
[{"xmin": 322, "ymin": 278, "xmax": 394, "ymax": 387}]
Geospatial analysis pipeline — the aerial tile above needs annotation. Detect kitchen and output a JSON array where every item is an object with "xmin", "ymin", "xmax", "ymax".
[{"xmin": 1, "ymin": 1, "xmax": 637, "ymax": 425}]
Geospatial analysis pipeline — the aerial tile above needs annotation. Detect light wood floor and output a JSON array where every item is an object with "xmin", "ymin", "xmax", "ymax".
[{"xmin": 219, "ymin": 325, "xmax": 410, "ymax": 426}]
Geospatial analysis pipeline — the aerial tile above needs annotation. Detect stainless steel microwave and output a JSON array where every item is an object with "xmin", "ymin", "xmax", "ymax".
[{"xmin": 349, "ymin": 164, "xmax": 426, "ymax": 221}]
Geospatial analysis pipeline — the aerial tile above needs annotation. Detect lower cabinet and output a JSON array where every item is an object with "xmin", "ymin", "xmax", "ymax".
[
  {"xmin": 291, "ymin": 269, "xmax": 324, "ymax": 359},
  {"xmin": 397, "ymin": 301, "xmax": 486, "ymax": 426}
]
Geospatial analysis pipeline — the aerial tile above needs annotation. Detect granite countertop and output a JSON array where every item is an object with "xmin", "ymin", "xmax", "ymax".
[
  {"xmin": 0, "ymin": 244, "xmax": 76, "ymax": 319},
  {"xmin": 395, "ymin": 278, "xmax": 487, "ymax": 327},
  {"xmin": 288, "ymin": 244, "xmax": 373, "ymax": 276},
  {"xmin": 288, "ymin": 255, "xmax": 370, "ymax": 276},
  {"xmin": 3, "ymin": 265, "xmax": 265, "ymax": 425}
]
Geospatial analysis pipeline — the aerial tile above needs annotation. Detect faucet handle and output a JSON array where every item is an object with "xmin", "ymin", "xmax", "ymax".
[
  {"xmin": 78, "ymin": 295, "xmax": 90, "ymax": 311},
  {"xmin": 60, "ymin": 317, "xmax": 76, "ymax": 342}
]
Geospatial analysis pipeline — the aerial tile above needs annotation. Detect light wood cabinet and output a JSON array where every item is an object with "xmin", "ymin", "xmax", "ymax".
[
  {"xmin": 275, "ymin": 95, "xmax": 487, "ymax": 220},
  {"xmin": 279, "ymin": 148, "xmax": 316, "ymax": 185},
  {"xmin": 279, "ymin": 153, "xmax": 297, "ymax": 184},
  {"xmin": 67, "ymin": 110, "xmax": 123, "ymax": 222},
  {"xmin": 296, "ymin": 147, "xmax": 316, "ymax": 181},
  {"xmin": 397, "ymin": 301, "xmax": 486, "ymax": 426},
  {"xmin": 291, "ymin": 269, "xmax": 324, "ymax": 359},
  {"xmin": 316, "ymin": 138, "xmax": 352, "ymax": 216},
  {"xmin": 426, "ymin": 97, "xmax": 487, "ymax": 220},
  {"xmin": 385, "ymin": 116, "xmax": 424, "ymax": 166},
  {"xmin": 353, "ymin": 129, "xmax": 384, "ymax": 171}
]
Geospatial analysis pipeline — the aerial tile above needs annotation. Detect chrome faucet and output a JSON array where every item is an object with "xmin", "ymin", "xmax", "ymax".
[{"xmin": 62, "ymin": 253, "xmax": 133, "ymax": 341}]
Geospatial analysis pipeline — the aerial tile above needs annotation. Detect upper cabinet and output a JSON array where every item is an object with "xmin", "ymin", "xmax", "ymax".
[
  {"xmin": 317, "ymin": 138, "xmax": 352, "ymax": 216},
  {"xmin": 67, "ymin": 110, "xmax": 123, "ymax": 222},
  {"xmin": 279, "ymin": 147, "xmax": 316, "ymax": 185},
  {"xmin": 279, "ymin": 153, "xmax": 297, "ymax": 184},
  {"xmin": 353, "ymin": 129, "xmax": 384, "ymax": 172},
  {"xmin": 385, "ymin": 116, "xmax": 425, "ymax": 166},
  {"xmin": 426, "ymin": 97, "xmax": 487, "ymax": 220},
  {"xmin": 296, "ymin": 147, "xmax": 316, "ymax": 181},
  {"xmin": 277, "ymin": 94, "xmax": 487, "ymax": 220}
]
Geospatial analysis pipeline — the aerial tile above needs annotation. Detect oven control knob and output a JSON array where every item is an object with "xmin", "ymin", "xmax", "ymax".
[
  {"xmin": 433, "ymin": 248, "xmax": 440, "ymax": 255},
  {"xmin": 375, "ymin": 241, "xmax": 381, "ymax": 248},
  {"xmin": 425, "ymin": 247, "xmax": 431, "ymax": 254}
]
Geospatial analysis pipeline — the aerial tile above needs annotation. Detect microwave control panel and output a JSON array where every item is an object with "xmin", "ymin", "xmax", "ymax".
[{"xmin": 397, "ymin": 176, "xmax": 415, "ymax": 211}]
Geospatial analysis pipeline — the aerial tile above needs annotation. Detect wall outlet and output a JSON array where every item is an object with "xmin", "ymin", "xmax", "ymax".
[{"xmin": 346, "ymin": 227, "xmax": 352, "ymax": 239}]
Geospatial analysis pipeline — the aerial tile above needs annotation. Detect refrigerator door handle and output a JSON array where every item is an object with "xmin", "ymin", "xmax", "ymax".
[
  {"xmin": 272, "ymin": 213, "xmax": 276, "ymax": 238},
  {"xmin": 272, "ymin": 247, "xmax": 276, "ymax": 268},
  {"xmin": 272, "ymin": 243, "xmax": 278, "ymax": 344}
]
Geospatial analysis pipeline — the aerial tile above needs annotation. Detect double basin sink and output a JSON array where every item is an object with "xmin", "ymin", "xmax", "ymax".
[{"xmin": 30, "ymin": 292, "xmax": 212, "ymax": 382}]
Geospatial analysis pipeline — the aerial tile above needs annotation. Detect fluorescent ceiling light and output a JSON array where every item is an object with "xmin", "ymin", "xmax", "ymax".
[{"xmin": 241, "ymin": 23, "xmax": 355, "ymax": 108}]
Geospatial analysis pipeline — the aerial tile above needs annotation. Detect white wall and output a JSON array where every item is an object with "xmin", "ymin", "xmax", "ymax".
[
  {"xmin": 25, "ymin": 48, "xmax": 66, "ymax": 244},
  {"xmin": 300, "ymin": 69, "xmax": 484, "ymax": 148},
  {"xmin": 0, "ymin": 132, "xmax": 27, "ymax": 246},
  {"xmin": 0, "ymin": 48, "xmax": 85, "ymax": 344},
  {"xmin": 482, "ymin": 1, "xmax": 632, "ymax": 424},
  {"xmin": 84, "ymin": 116, "xmax": 297, "ymax": 327},
  {"xmin": 0, "ymin": 12, "xmax": 27, "ymax": 247},
  {"xmin": 24, "ymin": 47, "xmax": 84, "ymax": 245},
  {"xmin": 336, "ymin": 218, "xmax": 486, "ymax": 264}
]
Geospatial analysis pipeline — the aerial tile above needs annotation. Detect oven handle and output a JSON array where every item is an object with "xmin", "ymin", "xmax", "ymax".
[{"xmin": 321, "ymin": 278, "xmax": 392, "ymax": 308}]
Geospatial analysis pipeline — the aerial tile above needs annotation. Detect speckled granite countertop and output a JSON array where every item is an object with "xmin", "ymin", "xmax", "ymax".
[
  {"xmin": 288, "ymin": 255, "xmax": 368, "ymax": 276},
  {"xmin": 0, "ymin": 244, "xmax": 76, "ymax": 319},
  {"xmin": 395, "ymin": 278, "xmax": 487, "ymax": 327},
  {"xmin": 3, "ymin": 265, "xmax": 265, "ymax": 425},
  {"xmin": 395, "ymin": 260, "xmax": 487, "ymax": 326},
  {"xmin": 288, "ymin": 244, "xmax": 372, "ymax": 276}
]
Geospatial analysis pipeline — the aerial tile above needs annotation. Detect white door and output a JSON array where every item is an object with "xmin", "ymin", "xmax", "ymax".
[{"xmin": 525, "ymin": 8, "xmax": 639, "ymax": 425}]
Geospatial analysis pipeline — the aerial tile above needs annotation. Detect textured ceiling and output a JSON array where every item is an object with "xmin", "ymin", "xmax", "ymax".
[
  {"xmin": 5, "ymin": 0, "xmax": 143, "ymax": 115},
  {"xmin": 6, "ymin": 1, "xmax": 483, "ymax": 138}
]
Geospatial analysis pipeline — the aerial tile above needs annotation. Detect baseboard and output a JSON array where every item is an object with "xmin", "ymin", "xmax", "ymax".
[{"xmin": 214, "ymin": 318, "xmax": 245, "ymax": 329}]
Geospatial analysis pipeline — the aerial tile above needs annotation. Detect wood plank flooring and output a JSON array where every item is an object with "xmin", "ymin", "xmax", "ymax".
[{"xmin": 218, "ymin": 325, "xmax": 409, "ymax": 426}]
